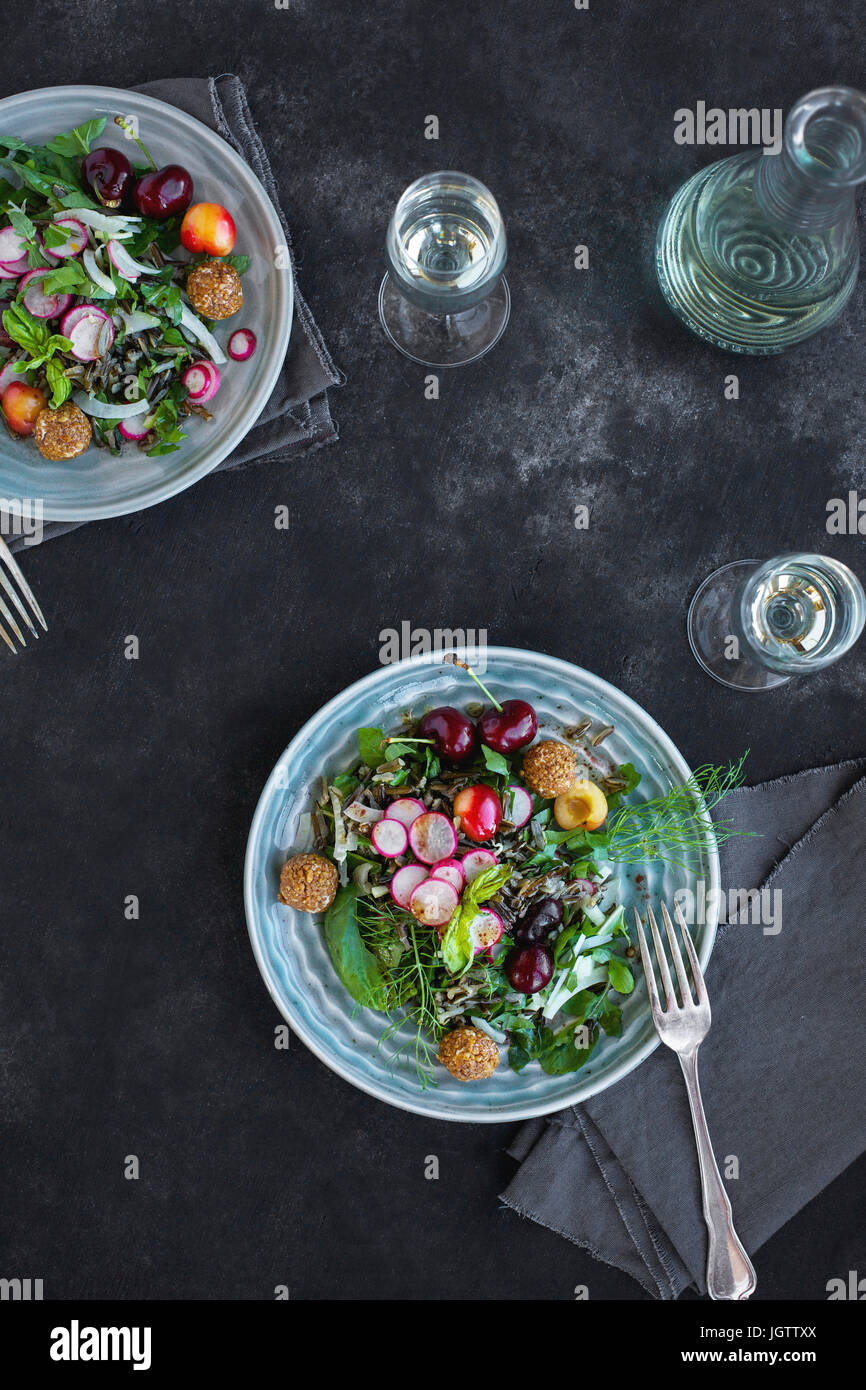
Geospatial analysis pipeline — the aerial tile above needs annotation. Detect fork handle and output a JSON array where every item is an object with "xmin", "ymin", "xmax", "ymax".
[{"xmin": 678, "ymin": 1049, "xmax": 757, "ymax": 1300}]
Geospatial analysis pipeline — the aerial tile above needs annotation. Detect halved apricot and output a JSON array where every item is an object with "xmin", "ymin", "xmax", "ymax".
[{"xmin": 554, "ymin": 778, "xmax": 609, "ymax": 832}]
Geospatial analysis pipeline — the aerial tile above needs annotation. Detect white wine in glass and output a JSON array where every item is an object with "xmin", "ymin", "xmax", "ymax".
[{"xmin": 688, "ymin": 554, "xmax": 866, "ymax": 690}]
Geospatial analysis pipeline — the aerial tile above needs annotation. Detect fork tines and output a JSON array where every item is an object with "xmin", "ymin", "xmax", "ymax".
[
  {"xmin": 0, "ymin": 535, "xmax": 47, "ymax": 653},
  {"xmin": 633, "ymin": 900, "xmax": 708, "ymax": 1017}
]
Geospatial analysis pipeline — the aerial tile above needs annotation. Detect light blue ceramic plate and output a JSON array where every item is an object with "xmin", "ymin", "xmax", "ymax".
[
  {"xmin": 244, "ymin": 649, "xmax": 720, "ymax": 1122},
  {"xmin": 0, "ymin": 85, "xmax": 292, "ymax": 521}
]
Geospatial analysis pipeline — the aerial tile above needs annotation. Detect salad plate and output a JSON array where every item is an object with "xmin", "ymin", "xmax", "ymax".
[
  {"xmin": 0, "ymin": 85, "xmax": 293, "ymax": 521},
  {"xmin": 244, "ymin": 648, "xmax": 721, "ymax": 1123}
]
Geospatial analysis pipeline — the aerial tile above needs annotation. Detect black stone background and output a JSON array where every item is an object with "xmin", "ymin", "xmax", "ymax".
[{"xmin": 1, "ymin": 0, "xmax": 864, "ymax": 1301}]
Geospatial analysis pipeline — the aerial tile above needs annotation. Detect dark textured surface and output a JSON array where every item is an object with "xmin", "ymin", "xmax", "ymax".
[{"xmin": 1, "ymin": 0, "xmax": 865, "ymax": 1300}]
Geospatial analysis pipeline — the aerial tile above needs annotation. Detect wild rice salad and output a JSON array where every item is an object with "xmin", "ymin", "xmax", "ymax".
[
  {"xmin": 0, "ymin": 115, "xmax": 255, "ymax": 459},
  {"xmin": 278, "ymin": 659, "xmax": 645, "ymax": 1087}
]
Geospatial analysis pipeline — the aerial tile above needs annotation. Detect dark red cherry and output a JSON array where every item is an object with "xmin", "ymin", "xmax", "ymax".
[
  {"xmin": 479, "ymin": 699, "xmax": 538, "ymax": 754},
  {"xmin": 132, "ymin": 165, "xmax": 194, "ymax": 220},
  {"xmin": 506, "ymin": 943, "xmax": 554, "ymax": 994},
  {"xmin": 514, "ymin": 896, "xmax": 563, "ymax": 944},
  {"xmin": 82, "ymin": 147, "xmax": 134, "ymax": 208},
  {"xmin": 418, "ymin": 706, "xmax": 477, "ymax": 763}
]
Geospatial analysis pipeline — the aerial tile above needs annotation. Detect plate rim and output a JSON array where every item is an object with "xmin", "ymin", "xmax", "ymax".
[
  {"xmin": 243, "ymin": 647, "xmax": 721, "ymax": 1123},
  {"xmin": 0, "ymin": 82, "xmax": 293, "ymax": 521}
]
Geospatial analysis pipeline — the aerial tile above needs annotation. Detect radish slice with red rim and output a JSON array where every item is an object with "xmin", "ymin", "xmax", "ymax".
[
  {"xmin": 19, "ymin": 269, "xmax": 70, "ymax": 320},
  {"xmin": 408, "ymin": 812, "xmax": 458, "ymax": 865},
  {"xmin": 389, "ymin": 864, "xmax": 428, "ymax": 910},
  {"xmin": 460, "ymin": 848, "xmax": 498, "ymax": 883},
  {"xmin": 0, "ymin": 361, "xmax": 24, "ymax": 395},
  {"xmin": 384, "ymin": 797, "xmax": 426, "ymax": 828},
  {"xmin": 471, "ymin": 909, "xmax": 504, "ymax": 953},
  {"xmin": 503, "ymin": 784, "xmax": 533, "ymax": 828},
  {"xmin": 118, "ymin": 413, "xmax": 156, "ymax": 442},
  {"xmin": 370, "ymin": 817, "xmax": 409, "ymax": 858},
  {"xmin": 429, "ymin": 859, "xmax": 465, "ymax": 893},
  {"xmin": 60, "ymin": 305, "xmax": 114, "ymax": 362},
  {"xmin": 409, "ymin": 877, "xmax": 459, "ymax": 928},
  {"xmin": 43, "ymin": 217, "xmax": 87, "ymax": 260},
  {"xmin": 0, "ymin": 226, "xmax": 28, "ymax": 270},
  {"xmin": 227, "ymin": 328, "xmax": 256, "ymax": 361},
  {"xmin": 182, "ymin": 360, "xmax": 220, "ymax": 403}
]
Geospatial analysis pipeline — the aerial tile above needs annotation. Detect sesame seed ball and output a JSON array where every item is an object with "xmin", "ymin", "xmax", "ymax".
[
  {"xmin": 32, "ymin": 402, "xmax": 91, "ymax": 461},
  {"xmin": 186, "ymin": 260, "xmax": 243, "ymax": 320},
  {"xmin": 278, "ymin": 853, "xmax": 338, "ymax": 913},
  {"xmin": 438, "ymin": 1026, "xmax": 500, "ymax": 1081},
  {"xmin": 522, "ymin": 740, "xmax": 578, "ymax": 798}
]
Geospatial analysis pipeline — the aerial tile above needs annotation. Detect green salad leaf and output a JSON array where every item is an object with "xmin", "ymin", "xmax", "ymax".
[
  {"xmin": 440, "ymin": 864, "xmax": 512, "ymax": 976},
  {"xmin": 45, "ymin": 118, "xmax": 107, "ymax": 158},
  {"xmin": 357, "ymin": 726, "xmax": 386, "ymax": 767},
  {"xmin": 323, "ymin": 884, "xmax": 390, "ymax": 1011}
]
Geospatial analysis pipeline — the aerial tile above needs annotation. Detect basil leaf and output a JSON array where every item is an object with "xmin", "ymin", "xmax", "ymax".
[
  {"xmin": 357, "ymin": 727, "xmax": 386, "ymax": 767},
  {"xmin": 481, "ymin": 744, "xmax": 509, "ymax": 776},
  {"xmin": 606, "ymin": 956, "xmax": 635, "ymax": 995},
  {"xmin": 323, "ymin": 884, "xmax": 389, "ymax": 1010}
]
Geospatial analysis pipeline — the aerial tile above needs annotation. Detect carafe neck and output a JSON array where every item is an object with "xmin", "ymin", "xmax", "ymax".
[{"xmin": 755, "ymin": 86, "xmax": 866, "ymax": 234}]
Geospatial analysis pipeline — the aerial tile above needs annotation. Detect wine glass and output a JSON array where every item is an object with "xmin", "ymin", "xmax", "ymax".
[
  {"xmin": 378, "ymin": 171, "xmax": 510, "ymax": 367},
  {"xmin": 687, "ymin": 553, "xmax": 866, "ymax": 690}
]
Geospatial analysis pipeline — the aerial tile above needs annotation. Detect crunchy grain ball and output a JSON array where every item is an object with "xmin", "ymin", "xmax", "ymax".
[
  {"xmin": 278, "ymin": 852, "xmax": 338, "ymax": 913},
  {"xmin": 438, "ymin": 1026, "xmax": 500, "ymax": 1081},
  {"xmin": 522, "ymin": 739, "xmax": 578, "ymax": 798},
  {"xmin": 186, "ymin": 260, "xmax": 243, "ymax": 320},
  {"xmin": 32, "ymin": 402, "xmax": 92, "ymax": 461}
]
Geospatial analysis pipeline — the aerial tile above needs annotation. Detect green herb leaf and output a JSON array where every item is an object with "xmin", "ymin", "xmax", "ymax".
[
  {"xmin": 481, "ymin": 744, "xmax": 510, "ymax": 776},
  {"xmin": 323, "ymin": 884, "xmax": 390, "ymax": 1011},
  {"xmin": 606, "ymin": 956, "xmax": 634, "ymax": 995},
  {"xmin": 357, "ymin": 727, "xmax": 386, "ymax": 767},
  {"xmin": 45, "ymin": 358, "xmax": 71, "ymax": 408},
  {"xmin": 45, "ymin": 118, "xmax": 107, "ymax": 158}
]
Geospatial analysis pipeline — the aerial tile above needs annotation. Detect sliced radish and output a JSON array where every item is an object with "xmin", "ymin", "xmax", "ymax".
[
  {"xmin": 571, "ymin": 877, "xmax": 597, "ymax": 898},
  {"xmin": 227, "ymin": 328, "xmax": 257, "ymax": 361},
  {"xmin": 429, "ymin": 859, "xmax": 465, "ymax": 893},
  {"xmin": 471, "ymin": 908, "xmax": 504, "ymax": 953},
  {"xmin": 409, "ymin": 811, "xmax": 458, "ymax": 865},
  {"xmin": 409, "ymin": 877, "xmax": 459, "ymax": 929},
  {"xmin": 0, "ymin": 263, "xmax": 23, "ymax": 280},
  {"xmin": 43, "ymin": 217, "xmax": 86, "ymax": 260},
  {"xmin": 19, "ymin": 269, "xmax": 71, "ymax": 320},
  {"xmin": 118, "ymin": 413, "xmax": 156, "ymax": 441},
  {"xmin": 0, "ymin": 227, "xmax": 28, "ymax": 271},
  {"xmin": 107, "ymin": 239, "xmax": 160, "ymax": 280},
  {"xmin": 389, "ymin": 864, "xmax": 429, "ymax": 910},
  {"xmin": 461, "ymin": 848, "xmax": 498, "ymax": 883},
  {"xmin": 370, "ymin": 818, "xmax": 409, "ymax": 858},
  {"xmin": 384, "ymin": 797, "xmax": 426, "ymax": 829},
  {"xmin": 182, "ymin": 360, "xmax": 220, "ymax": 403},
  {"xmin": 61, "ymin": 305, "xmax": 114, "ymax": 362},
  {"xmin": 504, "ymin": 784, "xmax": 533, "ymax": 828},
  {"xmin": 0, "ymin": 361, "xmax": 25, "ymax": 395}
]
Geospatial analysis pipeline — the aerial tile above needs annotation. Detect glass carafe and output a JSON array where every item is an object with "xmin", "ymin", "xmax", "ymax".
[{"xmin": 656, "ymin": 87, "xmax": 866, "ymax": 352}]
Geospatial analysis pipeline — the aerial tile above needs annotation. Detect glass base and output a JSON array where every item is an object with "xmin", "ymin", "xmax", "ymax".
[
  {"xmin": 378, "ymin": 274, "xmax": 510, "ymax": 367},
  {"xmin": 687, "ymin": 560, "xmax": 791, "ymax": 690}
]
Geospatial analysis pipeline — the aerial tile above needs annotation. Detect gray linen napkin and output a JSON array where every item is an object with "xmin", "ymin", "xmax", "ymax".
[
  {"xmin": 7, "ymin": 74, "xmax": 343, "ymax": 551},
  {"xmin": 501, "ymin": 758, "xmax": 866, "ymax": 1298}
]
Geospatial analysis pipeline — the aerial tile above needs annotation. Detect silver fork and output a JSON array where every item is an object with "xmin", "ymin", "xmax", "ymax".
[
  {"xmin": 0, "ymin": 535, "xmax": 47, "ymax": 652},
  {"xmin": 634, "ymin": 900, "xmax": 757, "ymax": 1300}
]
